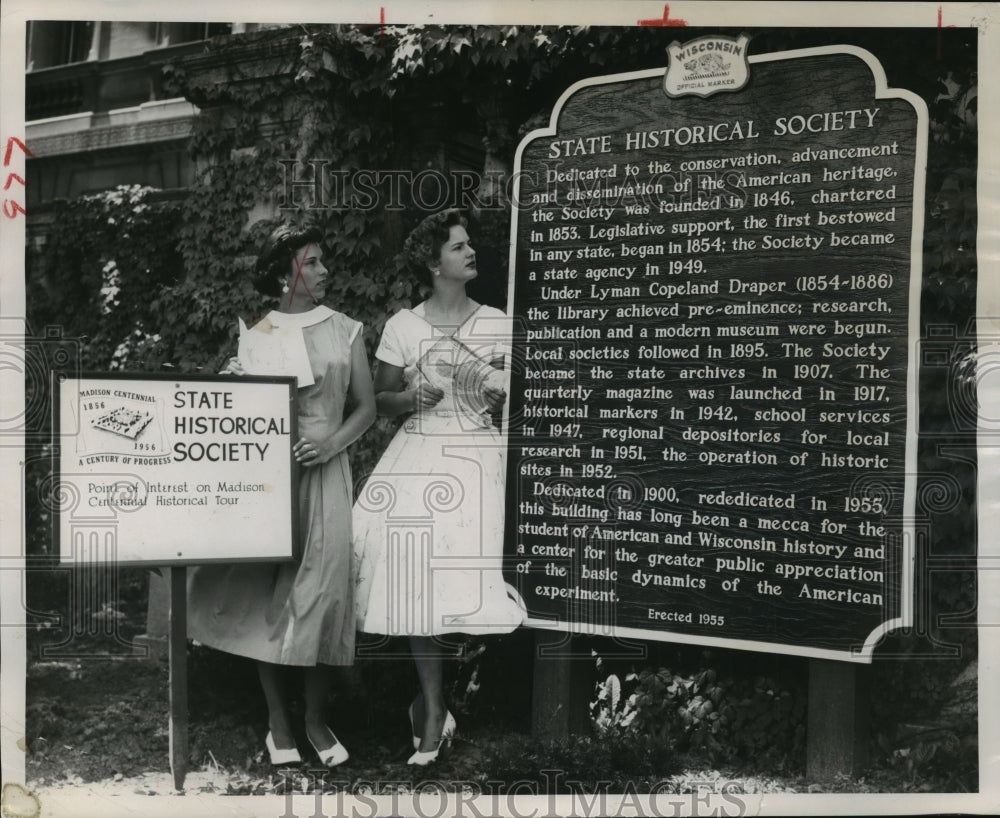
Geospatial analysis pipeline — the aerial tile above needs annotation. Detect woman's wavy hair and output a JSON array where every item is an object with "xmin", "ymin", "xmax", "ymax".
[
  {"xmin": 252, "ymin": 223, "xmax": 324, "ymax": 297},
  {"xmin": 402, "ymin": 209, "xmax": 468, "ymax": 286}
]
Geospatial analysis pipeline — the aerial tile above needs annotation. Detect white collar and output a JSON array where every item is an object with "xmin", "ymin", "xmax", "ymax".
[{"xmin": 265, "ymin": 305, "xmax": 334, "ymax": 329}]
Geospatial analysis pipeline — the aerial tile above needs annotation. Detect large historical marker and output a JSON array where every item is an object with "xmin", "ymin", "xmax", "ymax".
[{"xmin": 503, "ymin": 40, "xmax": 924, "ymax": 661}]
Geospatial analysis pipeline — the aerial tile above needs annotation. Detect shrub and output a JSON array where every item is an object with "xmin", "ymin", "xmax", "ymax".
[{"xmin": 591, "ymin": 663, "xmax": 806, "ymax": 771}]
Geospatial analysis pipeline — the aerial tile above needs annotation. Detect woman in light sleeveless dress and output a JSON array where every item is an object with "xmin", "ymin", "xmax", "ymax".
[
  {"xmin": 188, "ymin": 224, "xmax": 375, "ymax": 767},
  {"xmin": 353, "ymin": 210, "xmax": 523, "ymax": 765}
]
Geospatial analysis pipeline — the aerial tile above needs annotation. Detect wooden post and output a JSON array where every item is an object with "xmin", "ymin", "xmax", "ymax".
[
  {"xmin": 531, "ymin": 629, "xmax": 591, "ymax": 739},
  {"xmin": 806, "ymin": 659, "xmax": 870, "ymax": 780},
  {"xmin": 134, "ymin": 569, "xmax": 170, "ymax": 660},
  {"xmin": 168, "ymin": 566, "xmax": 188, "ymax": 790}
]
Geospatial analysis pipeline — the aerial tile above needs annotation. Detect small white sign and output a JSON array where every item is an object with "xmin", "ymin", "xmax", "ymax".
[{"xmin": 55, "ymin": 374, "xmax": 298, "ymax": 566}]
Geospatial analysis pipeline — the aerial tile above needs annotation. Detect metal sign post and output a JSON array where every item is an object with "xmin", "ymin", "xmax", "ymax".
[{"xmin": 169, "ymin": 566, "xmax": 189, "ymax": 790}]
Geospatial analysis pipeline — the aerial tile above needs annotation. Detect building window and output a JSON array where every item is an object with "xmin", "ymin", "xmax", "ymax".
[
  {"xmin": 26, "ymin": 21, "xmax": 95, "ymax": 70},
  {"xmin": 154, "ymin": 22, "xmax": 232, "ymax": 46}
]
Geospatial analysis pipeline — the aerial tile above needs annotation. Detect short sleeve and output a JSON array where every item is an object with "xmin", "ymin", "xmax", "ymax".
[
  {"xmin": 330, "ymin": 311, "xmax": 362, "ymax": 347},
  {"xmin": 470, "ymin": 306, "xmax": 511, "ymax": 365},
  {"xmin": 348, "ymin": 318, "xmax": 362, "ymax": 345},
  {"xmin": 494, "ymin": 317, "xmax": 512, "ymax": 365},
  {"xmin": 374, "ymin": 312, "xmax": 406, "ymax": 367}
]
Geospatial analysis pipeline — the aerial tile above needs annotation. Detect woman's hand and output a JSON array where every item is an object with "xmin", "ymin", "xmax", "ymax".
[
  {"xmin": 412, "ymin": 382, "xmax": 445, "ymax": 411},
  {"xmin": 293, "ymin": 436, "xmax": 336, "ymax": 467},
  {"xmin": 220, "ymin": 357, "xmax": 245, "ymax": 375},
  {"xmin": 484, "ymin": 385, "xmax": 506, "ymax": 414}
]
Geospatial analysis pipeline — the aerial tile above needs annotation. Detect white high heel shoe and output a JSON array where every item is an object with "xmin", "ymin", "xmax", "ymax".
[
  {"xmin": 406, "ymin": 711, "xmax": 456, "ymax": 766},
  {"xmin": 265, "ymin": 731, "xmax": 302, "ymax": 766},
  {"xmin": 309, "ymin": 726, "xmax": 349, "ymax": 768}
]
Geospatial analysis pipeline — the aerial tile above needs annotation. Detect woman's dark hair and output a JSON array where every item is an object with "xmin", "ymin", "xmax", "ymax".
[
  {"xmin": 402, "ymin": 209, "xmax": 468, "ymax": 285},
  {"xmin": 252, "ymin": 223, "xmax": 324, "ymax": 297}
]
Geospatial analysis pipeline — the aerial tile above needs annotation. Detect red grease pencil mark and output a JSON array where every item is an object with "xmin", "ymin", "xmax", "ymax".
[
  {"xmin": 3, "ymin": 136, "xmax": 33, "ymax": 166},
  {"xmin": 2, "ymin": 137, "xmax": 31, "ymax": 219},
  {"xmin": 2, "ymin": 201, "xmax": 27, "ymax": 219},
  {"xmin": 288, "ymin": 242, "xmax": 315, "ymax": 303},
  {"xmin": 638, "ymin": 4, "xmax": 687, "ymax": 27},
  {"xmin": 937, "ymin": 5, "xmax": 956, "ymax": 60},
  {"xmin": 380, "ymin": 6, "xmax": 386, "ymax": 38}
]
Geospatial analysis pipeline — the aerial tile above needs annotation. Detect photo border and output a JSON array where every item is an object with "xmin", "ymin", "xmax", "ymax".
[{"xmin": 2, "ymin": 2, "xmax": 996, "ymax": 816}]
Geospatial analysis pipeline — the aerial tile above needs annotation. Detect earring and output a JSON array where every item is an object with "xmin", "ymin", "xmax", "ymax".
[
  {"xmin": 433, "ymin": 269, "xmax": 440, "ymax": 277},
  {"xmin": 281, "ymin": 280, "xmax": 290, "ymax": 294}
]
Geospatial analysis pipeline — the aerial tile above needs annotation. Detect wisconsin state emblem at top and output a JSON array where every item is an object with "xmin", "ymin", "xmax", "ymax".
[{"xmin": 665, "ymin": 34, "xmax": 752, "ymax": 98}]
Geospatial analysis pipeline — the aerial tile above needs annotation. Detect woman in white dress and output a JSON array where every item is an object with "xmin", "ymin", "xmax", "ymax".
[
  {"xmin": 353, "ymin": 210, "xmax": 523, "ymax": 765},
  {"xmin": 189, "ymin": 224, "xmax": 375, "ymax": 768}
]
